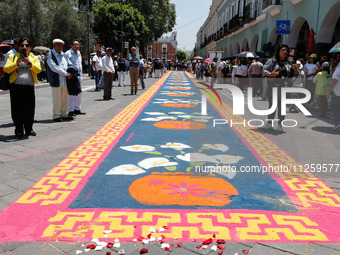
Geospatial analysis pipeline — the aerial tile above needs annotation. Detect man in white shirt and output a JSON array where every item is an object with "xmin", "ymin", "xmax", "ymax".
[
  {"xmin": 101, "ymin": 47, "xmax": 115, "ymax": 100},
  {"xmin": 65, "ymin": 40, "xmax": 85, "ymax": 116},
  {"xmin": 92, "ymin": 50, "xmax": 103, "ymax": 91},
  {"xmin": 327, "ymin": 62, "xmax": 340, "ymax": 131},
  {"xmin": 46, "ymin": 39, "xmax": 73, "ymax": 122}
]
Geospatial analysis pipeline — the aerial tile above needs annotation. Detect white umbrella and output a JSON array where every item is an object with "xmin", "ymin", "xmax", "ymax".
[{"xmin": 238, "ymin": 51, "xmax": 256, "ymax": 58}]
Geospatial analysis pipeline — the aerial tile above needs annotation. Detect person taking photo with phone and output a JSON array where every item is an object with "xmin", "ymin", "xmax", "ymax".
[{"xmin": 4, "ymin": 37, "xmax": 41, "ymax": 138}]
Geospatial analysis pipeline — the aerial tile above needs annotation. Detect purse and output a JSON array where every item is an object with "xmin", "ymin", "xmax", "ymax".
[
  {"xmin": 0, "ymin": 73, "xmax": 10, "ymax": 90},
  {"xmin": 0, "ymin": 55, "xmax": 17, "ymax": 91}
]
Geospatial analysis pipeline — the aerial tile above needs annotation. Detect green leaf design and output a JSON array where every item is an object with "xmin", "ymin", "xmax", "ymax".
[
  {"xmin": 165, "ymin": 166, "xmax": 177, "ymax": 171},
  {"xmin": 145, "ymin": 151, "xmax": 162, "ymax": 155}
]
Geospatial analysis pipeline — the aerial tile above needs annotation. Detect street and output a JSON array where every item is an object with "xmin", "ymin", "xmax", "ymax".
[{"xmin": 0, "ymin": 72, "xmax": 340, "ymax": 254}]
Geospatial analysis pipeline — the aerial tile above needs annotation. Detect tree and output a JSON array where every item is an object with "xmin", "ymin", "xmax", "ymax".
[
  {"xmin": 92, "ymin": 2, "xmax": 149, "ymax": 52},
  {"xmin": 0, "ymin": 0, "xmax": 88, "ymax": 48},
  {"xmin": 176, "ymin": 50, "xmax": 187, "ymax": 62}
]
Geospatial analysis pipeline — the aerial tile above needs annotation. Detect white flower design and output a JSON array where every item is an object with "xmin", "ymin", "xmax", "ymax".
[
  {"xmin": 176, "ymin": 153, "xmax": 219, "ymax": 163},
  {"xmin": 145, "ymin": 112, "xmax": 165, "ymax": 115},
  {"xmin": 120, "ymin": 145, "xmax": 155, "ymax": 152},
  {"xmin": 212, "ymin": 155, "xmax": 243, "ymax": 164},
  {"xmin": 106, "ymin": 164, "xmax": 146, "ymax": 175},
  {"xmin": 160, "ymin": 142, "xmax": 191, "ymax": 150},
  {"xmin": 138, "ymin": 157, "xmax": 178, "ymax": 169},
  {"xmin": 168, "ymin": 111, "xmax": 186, "ymax": 115},
  {"xmin": 203, "ymin": 144, "xmax": 229, "ymax": 152}
]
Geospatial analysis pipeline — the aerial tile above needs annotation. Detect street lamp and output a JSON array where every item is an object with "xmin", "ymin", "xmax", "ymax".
[{"xmin": 87, "ymin": 0, "xmax": 91, "ymax": 76}]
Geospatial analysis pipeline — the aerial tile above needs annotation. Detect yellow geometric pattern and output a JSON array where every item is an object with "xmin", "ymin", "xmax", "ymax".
[
  {"xmin": 16, "ymin": 72, "xmax": 172, "ymax": 205},
  {"xmin": 187, "ymin": 72, "xmax": 340, "ymax": 207},
  {"xmin": 42, "ymin": 211, "xmax": 328, "ymax": 241}
]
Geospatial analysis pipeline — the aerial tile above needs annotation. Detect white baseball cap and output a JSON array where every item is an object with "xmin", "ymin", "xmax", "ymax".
[{"xmin": 53, "ymin": 39, "xmax": 65, "ymax": 44}]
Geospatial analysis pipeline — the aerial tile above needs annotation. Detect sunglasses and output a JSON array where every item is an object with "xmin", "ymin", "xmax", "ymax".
[{"xmin": 20, "ymin": 44, "xmax": 30, "ymax": 47}]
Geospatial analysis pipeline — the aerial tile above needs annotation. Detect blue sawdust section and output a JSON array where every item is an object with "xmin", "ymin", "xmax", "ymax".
[{"xmin": 70, "ymin": 72, "xmax": 298, "ymax": 212}]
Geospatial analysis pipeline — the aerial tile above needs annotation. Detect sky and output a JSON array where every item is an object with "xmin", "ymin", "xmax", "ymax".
[{"xmin": 164, "ymin": 0, "xmax": 212, "ymax": 52}]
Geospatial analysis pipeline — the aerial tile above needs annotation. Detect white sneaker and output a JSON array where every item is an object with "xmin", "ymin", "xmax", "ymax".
[
  {"xmin": 264, "ymin": 122, "xmax": 274, "ymax": 130},
  {"xmin": 277, "ymin": 124, "xmax": 284, "ymax": 132}
]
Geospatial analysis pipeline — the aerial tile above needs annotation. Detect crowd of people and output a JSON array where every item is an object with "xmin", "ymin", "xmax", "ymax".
[
  {"xmin": 188, "ymin": 45, "xmax": 340, "ymax": 132},
  {"xmin": 1, "ymin": 36, "xmax": 340, "ymax": 137}
]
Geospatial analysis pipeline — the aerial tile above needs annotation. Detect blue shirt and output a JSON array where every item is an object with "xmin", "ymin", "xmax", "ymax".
[
  {"xmin": 129, "ymin": 53, "xmax": 140, "ymax": 67},
  {"xmin": 65, "ymin": 48, "xmax": 82, "ymax": 80}
]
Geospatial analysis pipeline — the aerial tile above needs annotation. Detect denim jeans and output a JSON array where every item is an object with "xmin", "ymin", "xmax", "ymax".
[
  {"xmin": 94, "ymin": 70, "xmax": 102, "ymax": 89},
  {"xmin": 332, "ymin": 94, "xmax": 340, "ymax": 125}
]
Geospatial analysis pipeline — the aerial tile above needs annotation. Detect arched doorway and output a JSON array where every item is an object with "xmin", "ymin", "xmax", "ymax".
[
  {"xmin": 287, "ymin": 17, "xmax": 310, "ymax": 58},
  {"xmin": 224, "ymin": 46, "xmax": 228, "ymax": 58},
  {"xmin": 229, "ymin": 44, "xmax": 233, "ymax": 57},
  {"xmin": 250, "ymin": 34, "xmax": 259, "ymax": 53},
  {"xmin": 317, "ymin": 2, "xmax": 340, "ymax": 54},
  {"xmin": 242, "ymin": 38, "xmax": 249, "ymax": 52},
  {"xmin": 234, "ymin": 43, "xmax": 240, "ymax": 56}
]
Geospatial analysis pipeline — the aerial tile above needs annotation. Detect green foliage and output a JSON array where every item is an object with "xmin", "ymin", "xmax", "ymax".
[
  {"xmin": 92, "ymin": 1, "xmax": 149, "ymax": 52},
  {"xmin": 0, "ymin": 0, "xmax": 88, "ymax": 49},
  {"xmin": 176, "ymin": 50, "xmax": 187, "ymax": 62}
]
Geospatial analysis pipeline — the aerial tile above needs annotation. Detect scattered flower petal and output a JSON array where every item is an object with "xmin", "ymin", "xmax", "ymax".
[
  {"xmin": 106, "ymin": 252, "xmax": 111, "ymax": 255},
  {"xmin": 213, "ymin": 234, "xmax": 216, "ymax": 238},
  {"xmin": 202, "ymin": 238, "xmax": 213, "ymax": 245},
  {"xmin": 217, "ymin": 245, "xmax": 225, "ymax": 250},
  {"xmin": 161, "ymin": 243, "xmax": 170, "ymax": 249},
  {"xmin": 211, "ymin": 245, "xmax": 218, "ymax": 251},
  {"xmin": 243, "ymin": 250, "xmax": 248, "ymax": 254},
  {"xmin": 76, "ymin": 251, "xmax": 82, "ymax": 255},
  {"xmin": 104, "ymin": 230, "xmax": 112, "ymax": 234},
  {"xmin": 149, "ymin": 236, "xmax": 156, "ymax": 242},
  {"xmin": 202, "ymin": 245, "xmax": 208, "ymax": 249},
  {"xmin": 196, "ymin": 245, "xmax": 203, "ymax": 249},
  {"xmin": 217, "ymin": 239, "xmax": 226, "ymax": 244},
  {"xmin": 113, "ymin": 243, "xmax": 121, "ymax": 248},
  {"xmin": 142, "ymin": 239, "xmax": 149, "ymax": 244},
  {"xmin": 177, "ymin": 243, "xmax": 182, "ymax": 247},
  {"xmin": 140, "ymin": 248, "xmax": 148, "ymax": 254},
  {"xmin": 87, "ymin": 244, "xmax": 96, "ymax": 249},
  {"xmin": 149, "ymin": 227, "xmax": 156, "ymax": 233},
  {"xmin": 159, "ymin": 227, "xmax": 165, "ymax": 232},
  {"xmin": 94, "ymin": 246, "xmax": 104, "ymax": 251},
  {"xmin": 107, "ymin": 243, "xmax": 114, "ymax": 248},
  {"xmin": 165, "ymin": 247, "xmax": 170, "ymax": 251},
  {"xmin": 218, "ymin": 251, "xmax": 223, "ymax": 255}
]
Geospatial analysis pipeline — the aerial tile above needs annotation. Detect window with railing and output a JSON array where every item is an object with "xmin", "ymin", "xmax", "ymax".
[{"xmin": 263, "ymin": 0, "xmax": 282, "ymax": 10}]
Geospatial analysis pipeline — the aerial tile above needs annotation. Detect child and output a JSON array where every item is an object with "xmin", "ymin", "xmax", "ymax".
[{"xmin": 313, "ymin": 62, "xmax": 332, "ymax": 117}]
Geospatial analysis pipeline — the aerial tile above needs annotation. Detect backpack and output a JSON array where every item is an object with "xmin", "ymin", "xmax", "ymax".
[{"xmin": 222, "ymin": 64, "xmax": 229, "ymax": 75}]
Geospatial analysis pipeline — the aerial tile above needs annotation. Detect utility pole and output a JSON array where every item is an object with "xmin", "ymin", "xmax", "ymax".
[
  {"xmin": 87, "ymin": 0, "xmax": 91, "ymax": 76},
  {"xmin": 121, "ymin": 0, "xmax": 124, "ymax": 55}
]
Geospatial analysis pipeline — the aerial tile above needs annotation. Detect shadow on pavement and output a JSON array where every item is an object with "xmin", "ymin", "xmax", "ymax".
[{"xmin": 311, "ymin": 126, "xmax": 340, "ymax": 135}]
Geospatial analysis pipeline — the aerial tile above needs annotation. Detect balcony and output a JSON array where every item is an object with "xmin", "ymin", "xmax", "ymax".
[
  {"xmin": 223, "ymin": 22, "xmax": 230, "ymax": 35},
  {"xmin": 262, "ymin": 0, "xmax": 282, "ymax": 16},
  {"xmin": 229, "ymin": 14, "xmax": 243, "ymax": 32},
  {"xmin": 243, "ymin": 3, "xmax": 256, "ymax": 24},
  {"xmin": 282, "ymin": 0, "xmax": 303, "ymax": 4}
]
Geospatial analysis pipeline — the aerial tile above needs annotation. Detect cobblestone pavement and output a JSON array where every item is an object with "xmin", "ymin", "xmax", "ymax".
[{"xmin": 0, "ymin": 73, "xmax": 339, "ymax": 254}]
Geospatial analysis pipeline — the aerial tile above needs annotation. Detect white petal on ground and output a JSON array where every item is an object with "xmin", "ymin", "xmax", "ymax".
[
  {"xmin": 138, "ymin": 157, "xmax": 178, "ymax": 169},
  {"xmin": 141, "ymin": 118, "xmax": 161, "ymax": 121},
  {"xmin": 177, "ymin": 115, "xmax": 191, "ymax": 118},
  {"xmin": 203, "ymin": 144, "xmax": 229, "ymax": 152},
  {"xmin": 155, "ymin": 116, "xmax": 177, "ymax": 120},
  {"xmin": 160, "ymin": 142, "xmax": 191, "ymax": 149},
  {"xmin": 106, "ymin": 164, "xmax": 146, "ymax": 175},
  {"xmin": 176, "ymin": 153, "xmax": 219, "ymax": 163},
  {"xmin": 212, "ymin": 155, "xmax": 243, "ymax": 164},
  {"xmin": 120, "ymin": 145, "xmax": 155, "ymax": 152}
]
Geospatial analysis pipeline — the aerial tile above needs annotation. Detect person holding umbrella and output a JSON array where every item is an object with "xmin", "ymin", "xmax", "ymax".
[{"xmin": 4, "ymin": 37, "xmax": 41, "ymax": 138}]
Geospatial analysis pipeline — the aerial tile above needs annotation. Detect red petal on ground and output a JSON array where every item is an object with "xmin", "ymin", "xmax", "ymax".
[
  {"xmin": 107, "ymin": 243, "xmax": 114, "ymax": 248},
  {"xmin": 163, "ymin": 226, "xmax": 168, "ymax": 229},
  {"xmin": 216, "ymin": 239, "xmax": 226, "ymax": 244},
  {"xmin": 177, "ymin": 243, "xmax": 182, "ymax": 247},
  {"xmin": 196, "ymin": 245, "xmax": 203, "ymax": 249},
  {"xmin": 169, "ymin": 244, "xmax": 174, "ymax": 247},
  {"xmin": 161, "ymin": 235, "xmax": 166, "ymax": 239},
  {"xmin": 87, "ymin": 244, "xmax": 96, "ymax": 249},
  {"xmin": 140, "ymin": 248, "xmax": 148, "ymax": 254},
  {"xmin": 217, "ymin": 245, "xmax": 225, "ymax": 250},
  {"xmin": 243, "ymin": 250, "xmax": 249, "ymax": 254},
  {"xmin": 202, "ymin": 238, "xmax": 213, "ymax": 245},
  {"xmin": 213, "ymin": 234, "xmax": 216, "ymax": 238},
  {"xmin": 218, "ymin": 251, "xmax": 223, "ymax": 255},
  {"xmin": 106, "ymin": 252, "xmax": 111, "ymax": 255},
  {"xmin": 137, "ymin": 236, "xmax": 144, "ymax": 241},
  {"xmin": 147, "ymin": 234, "xmax": 152, "ymax": 239},
  {"xmin": 165, "ymin": 247, "xmax": 170, "ymax": 251}
]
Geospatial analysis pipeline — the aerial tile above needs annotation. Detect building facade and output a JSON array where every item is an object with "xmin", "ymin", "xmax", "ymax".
[
  {"xmin": 196, "ymin": 0, "xmax": 340, "ymax": 58},
  {"xmin": 147, "ymin": 32, "xmax": 178, "ymax": 62}
]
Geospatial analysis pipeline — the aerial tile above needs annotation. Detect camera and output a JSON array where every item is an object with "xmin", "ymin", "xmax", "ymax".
[{"xmin": 20, "ymin": 49, "xmax": 27, "ymax": 57}]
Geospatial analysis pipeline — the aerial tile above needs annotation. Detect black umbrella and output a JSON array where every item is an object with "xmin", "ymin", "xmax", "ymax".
[{"xmin": 329, "ymin": 41, "xmax": 340, "ymax": 53}]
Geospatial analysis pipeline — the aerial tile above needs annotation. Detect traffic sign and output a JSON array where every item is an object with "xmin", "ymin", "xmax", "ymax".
[
  {"xmin": 124, "ymin": 42, "xmax": 129, "ymax": 49},
  {"xmin": 276, "ymin": 20, "xmax": 290, "ymax": 34}
]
